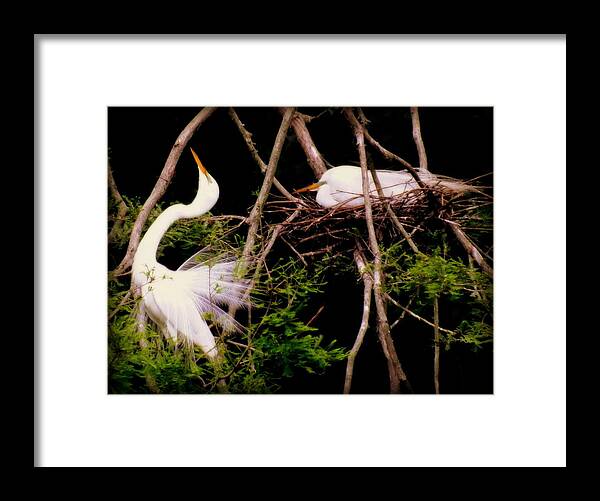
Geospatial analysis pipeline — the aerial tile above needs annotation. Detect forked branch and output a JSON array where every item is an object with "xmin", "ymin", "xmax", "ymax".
[
  {"xmin": 239, "ymin": 107, "xmax": 295, "ymax": 269},
  {"xmin": 361, "ymin": 123, "xmax": 426, "ymax": 189},
  {"xmin": 280, "ymin": 108, "xmax": 328, "ymax": 177},
  {"xmin": 344, "ymin": 249, "xmax": 373, "ymax": 394},
  {"xmin": 229, "ymin": 108, "xmax": 298, "ymax": 202},
  {"xmin": 446, "ymin": 220, "xmax": 493, "ymax": 276},
  {"xmin": 349, "ymin": 110, "xmax": 421, "ymax": 254},
  {"xmin": 344, "ymin": 108, "xmax": 411, "ymax": 394}
]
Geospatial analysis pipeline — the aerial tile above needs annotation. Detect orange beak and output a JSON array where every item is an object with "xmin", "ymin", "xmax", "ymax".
[
  {"xmin": 190, "ymin": 147, "xmax": 211, "ymax": 182},
  {"xmin": 295, "ymin": 182, "xmax": 323, "ymax": 193}
]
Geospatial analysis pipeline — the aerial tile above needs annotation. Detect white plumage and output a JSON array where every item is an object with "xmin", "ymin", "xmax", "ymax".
[
  {"xmin": 301, "ymin": 165, "xmax": 468, "ymax": 208},
  {"xmin": 131, "ymin": 149, "xmax": 249, "ymax": 359}
]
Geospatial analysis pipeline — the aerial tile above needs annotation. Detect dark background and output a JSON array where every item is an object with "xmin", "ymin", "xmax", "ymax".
[{"xmin": 108, "ymin": 107, "xmax": 493, "ymax": 394}]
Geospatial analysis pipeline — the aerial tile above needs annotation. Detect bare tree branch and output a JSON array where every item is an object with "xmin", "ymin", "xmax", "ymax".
[
  {"xmin": 227, "ymin": 207, "xmax": 301, "ymax": 347},
  {"xmin": 112, "ymin": 107, "xmax": 217, "ymax": 276},
  {"xmin": 253, "ymin": 209, "xmax": 301, "ymax": 283},
  {"xmin": 389, "ymin": 296, "xmax": 414, "ymax": 330},
  {"xmin": 280, "ymin": 108, "xmax": 328, "ymax": 177},
  {"xmin": 344, "ymin": 248, "xmax": 373, "ymax": 394},
  {"xmin": 108, "ymin": 289, "xmax": 133, "ymax": 322},
  {"xmin": 369, "ymin": 161, "xmax": 421, "ymax": 254},
  {"xmin": 386, "ymin": 294, "xmax": 454, "ymax": 335},
  {"xmin": 411, "ymin": 107, "xmax": 429, "ymax": 172},
  {"xmin": 344, "ymin": 108, "xmax": 411, "ymax": 394},
  {"xmin": 408, "ymin": 106, "xmax": 493, "ymax": 276},
  {"xmin": 362, "ymin": 126, "xmax": 427, "ymax": 188},
  {"xmin": 227, "ymin": 108, "xmax": 296, "ymax": 321},
  {"xmin": 349, "ymin": 110, "xmax": 421, "ymax": 254},
  {"xmin": 107, "ymin": 161, "xmax": 129, "ymax": 244},
  {"xmin": 232, "ymin": 105, "xmax": 332, "ymax": 312},
  {"xmin": 281, "ymin": 236, "xmax": 308, "ymax": 266},
  {"xmin": 238, "ymin": 107, "xmax": 295, "ymax": 271},
  {"xmin": 306, "ymin": 305, "xmax": 325, "ymax": 326},
  {"xmin": 446, "ymin": 220, "xmax": 493, "ymax": 276},
  {"xmin": 295, "ymin": 110, "xmax": 329, "ymax": 123},
  {"xmin": 229, "ymin": 108, "xmax": 298, "ymax": 202},
  {"xmin": 433, "ymin": 296, "xmax": 440, "ymax": 394}
]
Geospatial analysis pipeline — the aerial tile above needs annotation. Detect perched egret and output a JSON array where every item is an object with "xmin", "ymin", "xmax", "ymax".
[
  {"xmin": 131, "ymin": 148, "xmax": 249, "ymax": 359},
  {"xmin": 296, "ymin": 165, "xmax": 468, "ymax": 208}
]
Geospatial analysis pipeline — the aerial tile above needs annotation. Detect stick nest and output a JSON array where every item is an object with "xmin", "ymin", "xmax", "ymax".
[{"xmin": 264, "ymin": 185, "xmax": 492, "ymax": 260}]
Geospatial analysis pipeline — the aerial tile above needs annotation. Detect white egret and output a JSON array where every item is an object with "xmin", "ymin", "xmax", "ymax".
[
  {"xmin": 131, "ymin": 148, "xmax": 249, "ymax": 359},
  {"xmin": 296, "ymin": 165, "xmax": 468, "ymax": 208}
]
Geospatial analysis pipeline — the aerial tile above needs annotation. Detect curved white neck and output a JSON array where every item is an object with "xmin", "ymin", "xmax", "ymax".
[
  {"xmin": 135, "ymin": 205, "xmax": 185, "ymax": 266},
  {"xmin": 132, "ymin": 173, "xmax": 219, "ymax": 276}
]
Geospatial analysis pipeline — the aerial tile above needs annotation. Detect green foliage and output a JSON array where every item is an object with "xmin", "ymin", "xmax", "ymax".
[
  {"xmin": 439, "ymin": 320, "xmax": 493, "ymax": 353},
  {"xmin": 454, "ymin": 321, "xmax": 493, "ymax": 351},
  {"xmin": 108, "ymin": 198, "xmax": 347, "ymax": 393},
  {"xmin": 108, "ymin": 195, "xmax": 148, "ymax": 250},
  {"xmin": 108, "ymin": 314, "xmax": 214, "ymax": 394},
  {"xmin": 400, "ymin": 250, "xmax": 479, "ymax": 300},
  {"xmin": 246, "ymin": 258, "xmax": 347, "ymax": 387},
  {"xmin": 157, "ymin": 214, "xmax": 236, "ymax": 259},
  {"xmin": 381, "ymin": 240, "xmax": 493, "ymax": 352},
  {"xmin": 251, "ymin": 301, "xmax": 347, "ymax": 379},
  {"xmin": 107, "ymin": 257, "xmax": 347, "ymax": 394}
]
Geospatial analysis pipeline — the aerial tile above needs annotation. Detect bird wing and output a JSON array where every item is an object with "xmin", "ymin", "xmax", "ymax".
[
  {"xmin": 143, "ymin": 264, "xmax": 248, "ymax": 354},
  {"xmin": 142, "ymin": 275, "xmax": 219, "ymax": 356},
  {"xmin": 177, "ymin": 247, "xmax": 250, "ymax": 312},
  {"xmin": 176, "ymin": 246, "xmax": 239, "ymax": 272}
]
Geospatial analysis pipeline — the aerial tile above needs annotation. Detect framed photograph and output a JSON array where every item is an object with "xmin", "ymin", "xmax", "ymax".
[{"xmin": 35, "ymin": 35, "xmax": 566, "ymax": 466}]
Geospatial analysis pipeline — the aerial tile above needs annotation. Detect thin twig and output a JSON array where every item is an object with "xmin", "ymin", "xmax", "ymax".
[
  {"xmin": 281, "ymin": 236, "xmax": 308, "ymax": 266},
  {"xmin": 390, "ymin": 296, "xmax": 415, "ymax": 330},
  {"xmin": 250, "ymin": 209, "xmax": 301, "ymax": 290},
  {"xmin": 112, "ymin": 107, "xmax": 217, "ymax": 276},
  {"xmin": 108, "ymin": 288, "xmax": 133, "ymax": 321},
  {"xmin": 206, "ymin": 215, "xmax": 247, "ymax": 222},
  {"xmin": 211, "ymin": 344, "xmax": 252, "ymax": 390},
  {"xmin": 299, "ymin": 246, "xmax": 341, "ymax": 258},
  {"xmin": 225, "ymin": 339, "xmax": 258, "ymax": 351},
  {"xmin": 298, "ymin": 228, "xmax": 347, "ymax": 243},
  {"xmin": 306, "ymin": 305, "xmax": 325, "ymax": 326},
  {"xmin": 344, "ymin": 249, "xmax": 373, "ymax": 394},
  {"xmin": 386, "ymin": 294, "xmax": 454, "ymax": 335},
  {"xmin": 433, "ymin": 296, "xmax": 440, "ymax": 394}
]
